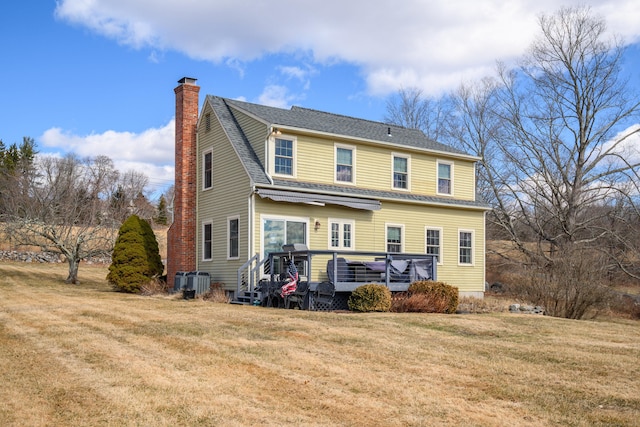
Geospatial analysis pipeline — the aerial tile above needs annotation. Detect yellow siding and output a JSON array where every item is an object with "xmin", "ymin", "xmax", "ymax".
[
  {"xmin": 282, "ymin": 132, "xmax": 477, "ymax": 201},
  {"xmin": 196, "ymin": 103, "xmax": 251, "ymax": 286}
]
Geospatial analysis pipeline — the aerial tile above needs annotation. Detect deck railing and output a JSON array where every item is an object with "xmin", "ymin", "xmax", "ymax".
[{"xmin": 237, "ymin": 248, "xmax": 436, "ymax": 297}]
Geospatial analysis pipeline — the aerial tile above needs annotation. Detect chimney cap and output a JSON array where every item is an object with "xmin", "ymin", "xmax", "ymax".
[{"xmin": 178, "ymin": 77, "xmax": 197, "ymax": 85}]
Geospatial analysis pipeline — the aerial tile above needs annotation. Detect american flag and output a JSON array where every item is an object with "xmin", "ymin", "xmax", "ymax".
[{"xmin": 280, "ymin": 259, "xmax": 298, "ymax": 297}]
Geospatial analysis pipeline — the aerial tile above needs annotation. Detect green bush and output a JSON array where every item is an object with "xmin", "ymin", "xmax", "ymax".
[
  {"xmin": 348, "ymin": 284, "xmax": 392, "ymax": 312},
  {"xmin": 393, "ymin": 281, "xmax": 459, "ymax": 313},
  {"xmin": 107, "ymin": 215, "xmax": 164, "ymax": 293}
]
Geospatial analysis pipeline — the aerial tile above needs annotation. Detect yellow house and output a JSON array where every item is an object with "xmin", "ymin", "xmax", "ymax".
[{"xmin": 168, "ymin": 77, "xmax": 490, "ymax": 304}]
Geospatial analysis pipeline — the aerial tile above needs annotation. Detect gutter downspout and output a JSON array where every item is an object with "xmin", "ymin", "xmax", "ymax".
[
  {"xmin": 247, "ymin": 185, "xmax": 256, "ymax": 292},
  {"xmin": 264, "ymin": 125, "xmax": 275, "ymax": 185}
]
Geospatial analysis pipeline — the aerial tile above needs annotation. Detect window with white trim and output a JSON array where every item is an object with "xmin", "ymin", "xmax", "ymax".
[
  {"xmin": 262, "ymin": 215, "xmax": 308, "ymax": 275},
  {"xmin": 425, "ymin": 227, "xmax": 442, "ymax": 263},
  {"xmin": 203, "ymin": 222, "xmax": 212, "ymax": 261},
  {"xmin": 203, "ymin": 151, "xmax": 213, "ymax": 190},
  {"xmin": 335, "ymin": 145, "xmax": 355, "ymax": 183},
  {"xmin": 393, "ymin": 154, "xmax": 409, "ymax": 190},
  {"xmin": 459, "ymin": 230, "xmax": 473, "ymax": 265},
  {"xmin": 228, "ymin": 216, "xmax": 239, "ymax": 259},
  {"xmin": 437, "ymin": 161, "xmax": 453, "ymax": 195},
  {"xmin": 329, "ymin": 219, "xmax": 354, "ymax": 250},
  {"xmin": 274, "ymin": 137, "xmax": 295, "ymax": 176},
  {"xmin": 386, "ymin": 224, "xmax": 403, "ymax": 253}
]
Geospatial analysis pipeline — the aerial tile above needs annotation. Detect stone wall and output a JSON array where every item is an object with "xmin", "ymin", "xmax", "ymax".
[{"xmin": 0, "ymin": 250, "xmax": 111, "ymax": 265}]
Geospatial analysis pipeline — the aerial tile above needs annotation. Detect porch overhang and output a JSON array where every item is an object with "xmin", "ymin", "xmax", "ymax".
[{"xmin": 256, "ymin": 188, "xmax": 381, "ymax": 211}]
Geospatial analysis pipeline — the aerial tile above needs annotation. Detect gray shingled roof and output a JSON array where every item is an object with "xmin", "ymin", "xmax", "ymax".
[
  {"xmin": 222, "ymin": 97, "xmax": 470, "ymax": 156},
  {"xmin": 207, "ymin": 96, "xmax": 272, "ymax": 185}
]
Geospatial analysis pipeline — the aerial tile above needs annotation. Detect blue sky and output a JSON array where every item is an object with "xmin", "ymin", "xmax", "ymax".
[{"xmin": 1, "ymin": 0, "xmax": 639, "ymax": 198}]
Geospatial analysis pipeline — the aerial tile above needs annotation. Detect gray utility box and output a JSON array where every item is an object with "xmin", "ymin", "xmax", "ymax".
[
  {"xmin": 174, "ymin": 271, "xmax": 188, "ymax": 293},
  {"xmin": 186, "ymin": 271, "xmax": 211, "ymax": 295}
]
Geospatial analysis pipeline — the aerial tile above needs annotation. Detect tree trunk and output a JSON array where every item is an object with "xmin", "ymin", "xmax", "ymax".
[{"xmin": 65, "ymin": 257, "xmax": 80, "ymax": 284}]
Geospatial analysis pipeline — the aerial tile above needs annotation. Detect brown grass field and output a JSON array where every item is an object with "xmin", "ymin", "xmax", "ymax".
[{"xmin": 1, "ymin": 262, "xmax": 639, "ymax": 426}]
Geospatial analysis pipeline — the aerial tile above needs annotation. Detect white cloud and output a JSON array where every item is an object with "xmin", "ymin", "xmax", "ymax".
[
  {"xmin": 602, "ymin": 124, "xmax": 640, "ymax": 164},
  {"xmin": 40, "ymin": 121, "xmax": 175, "ymax": 197},
  {"xmin": 54, "ymin": 0, "xmax": 640, "ymax": 97},
  {"xmin": 257, "ymin": 85, "xmax": 299, "ymax": 109}
]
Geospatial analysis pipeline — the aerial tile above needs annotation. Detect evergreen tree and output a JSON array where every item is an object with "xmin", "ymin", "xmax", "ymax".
[
  {"xmin": 107, "ymin": 215, "xmax": 164, "ymax": 293},
  {"xmin": 155, "ymin": 195, "xmax": 168, "ymax": 225}
]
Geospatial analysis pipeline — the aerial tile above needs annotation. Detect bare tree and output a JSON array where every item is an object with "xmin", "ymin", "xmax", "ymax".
[
  {"xmin": 384, "ymin": 87, "xmax": 451, "ymax": 141},
  {"xmin": 471, "ymin": 6, "xmax": 640, "ymax": 317},
  {"xmin": 491, "ymin": 6, "xmax": 640, "ymax": 262},
  {"xmin": 1, "ymin": 154, "xmax": 133, "ymax": 284}
]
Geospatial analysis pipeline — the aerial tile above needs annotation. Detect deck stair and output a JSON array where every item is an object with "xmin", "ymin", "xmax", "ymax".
[{"xmin": 231, "ymin": 290, "xmax": 263, "ymax": 305}]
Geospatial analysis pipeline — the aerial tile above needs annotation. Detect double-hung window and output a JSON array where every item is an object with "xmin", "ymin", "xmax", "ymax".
[
  {"xmin": 459, "ymin": 230, "xmax": 473, "ymax": 265},
  {"xmin": 437, "ymin": 161, "xmax": 452, "ymax": 195},
  {"xmin": 386, "ymin": 225, "xmax": 403, "ymax": 253},
  {"xmin": 274, "ymin": 137, "xmax": 294, "ymax": 176},
  {"xmin": 203, "ymin": 222, "xmax": 213, "ymax": 261},
  {"xmin": 393, "ymin": 154, "xmax": 409, "ymax": 190},
  {"xmin": 203, "ymin": 151, "xmax": 213, "ymax": 190},
  {"xmin": 329, "ymin": 219, "xmax": 354, "ymax": 250},
  {"xmin": 228, "ymin": 216, "xmax": 239, "ymax": 259},
  {"xmin": 425, "ymin": 227, "xmax": 442, "ymax": 263},
  {"xmin": 335, "ymin": 145, "xmax": 354, "ymax": 183}
]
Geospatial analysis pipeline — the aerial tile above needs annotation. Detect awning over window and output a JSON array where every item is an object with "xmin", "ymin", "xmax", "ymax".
[{"xmin": 256, "ymin": 188, "xmax": 381, "ymax": 211}]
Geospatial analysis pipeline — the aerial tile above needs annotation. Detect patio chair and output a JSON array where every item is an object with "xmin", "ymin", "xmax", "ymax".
[
  {"xmin": 314, "ymin": 281, "xmax": 335, "ymax": 310},
  {"xmin": 285, "ymin": 280, "xmax": 309, "ymax": 309}
]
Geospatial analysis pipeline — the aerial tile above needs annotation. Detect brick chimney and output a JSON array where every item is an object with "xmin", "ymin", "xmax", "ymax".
[{"xmin": 167, "ymin": 77, "xmax": 200, "ymax": 289}]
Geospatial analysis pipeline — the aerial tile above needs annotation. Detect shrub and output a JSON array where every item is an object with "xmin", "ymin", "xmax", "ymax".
[
  {"xmin": 393, "ymin": 281, "xmax": 459, "ymax": 313},
  {"xmin": 348, "ymin": 284, "xmax": 392, "ymax": 312},
  {"xmin": 202, "ymin": 282, "xmax": 230, "ymax": 303},
  {"xmin": 507, "ymin": 250, "xmax": 612, "ymax": 320},
  {"xmin": 107, "ymin": 215, "xmax": 164, "ymax": 293}
]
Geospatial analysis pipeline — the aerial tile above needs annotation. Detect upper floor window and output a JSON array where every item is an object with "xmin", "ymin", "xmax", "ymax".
[
  {"xmin": 228, "ymin": 216, "xmax": 239, "ymax": 259},
  {"xmin": 335, "ymin": 145, "xmax": 354, "ymax": 183},
  {"xmin": 459, "ymin": 230, "xmax": 473, "ymax": 265},
  {"xmin": 386, "ymin": 224, "xmax": 403, "ymax": 253},
  {"xmin": 329, "ymin": 219, "xmax": 354, "ymax": 250},
  {"xmin": 203, "ymin": 222, "xmax": 212, "ymax": 261},
  {"xmin": 203, "ymin": 151, "xmax": 213, "ymax": 189},
  {"xmin": 425, "ymin": 227, "xmax": 442, "ymax": 263},
  {"xmin": 274, "ymin": 137, "xmax": 294, "ymax": 176},
  {"xmin": 393, "ymin": 154, "xmax": 409, "ymax": 190},
  {"xmin": 437, "ymin": 161, "xmax": 453, "ymax": 195}
]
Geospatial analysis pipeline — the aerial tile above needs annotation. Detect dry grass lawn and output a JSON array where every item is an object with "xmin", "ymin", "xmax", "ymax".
[{"xmin": 1, "ymin": 262, "xmax": 639, "ymax": 426}]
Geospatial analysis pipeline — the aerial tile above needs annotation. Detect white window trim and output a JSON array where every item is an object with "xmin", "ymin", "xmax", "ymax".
[
  {"xmin": 328, "ymin": 218, "xmax": 356, "ymax": 250},
  {"xmin": 260, "ymin": 214, "xmax": 310, "ymax": 260},
  {"xmin": 391, "ymin": 153, "xmax": 411, "ymax": 191},
  {"xmin": 385, "ymin": 223, "xmax": 404, "ymax": 253},
  {"xmin": 437, "ymin": 159, "xmax": 454, "ymax": 196},
  {"xmin": 269, "ymin": 135, "xmax": 297, "ymax": 178},
  {"xmin": 458, "ymin": 229, "xmax": 474, "ymax": 266},
  {"xmin": 202, "ymin": 221, "xmax": 213, "ymax": 261},
  {"xmin": 202, "ymin": 150, "xmax": 213, "ymax": 191},
  {"xmin": 227, "ymin": 215, "xmax": 240, "ymax": 260},
  {"xmin": 334, "ymin": 143, "xmax": 356, "ymax": 185},
  {"xmin": 425, "ymin": 226, "xmax": 443, "ymax": 265}
]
